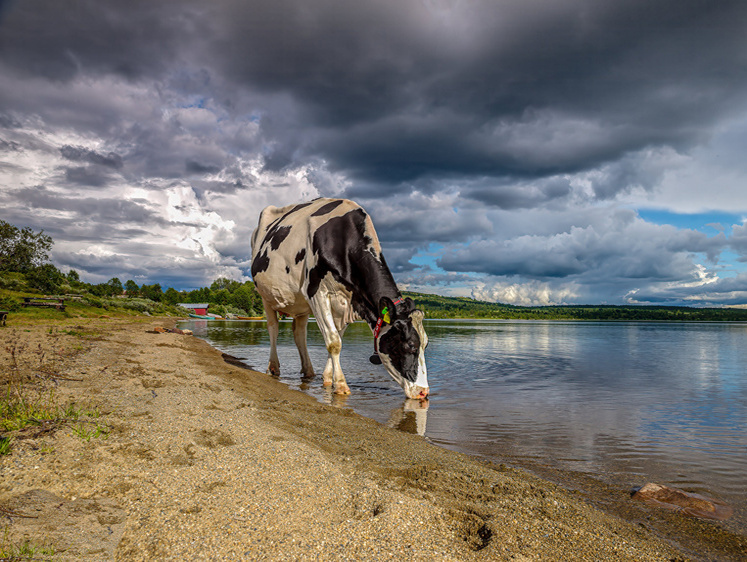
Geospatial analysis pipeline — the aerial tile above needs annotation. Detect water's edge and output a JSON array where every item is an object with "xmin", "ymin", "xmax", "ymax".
[{"xmin": 180, "ymin": 318, "xmax": 747, "ymax": 546}]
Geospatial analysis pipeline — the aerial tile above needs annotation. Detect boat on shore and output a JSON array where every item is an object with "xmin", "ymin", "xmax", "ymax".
[
  {"xmin": 236, "ymin": 316, "xmax": 264, "ymax": 320},
  {"xmin": 188, "ymin": 313, "xmax": 212, "ymax": 319}
]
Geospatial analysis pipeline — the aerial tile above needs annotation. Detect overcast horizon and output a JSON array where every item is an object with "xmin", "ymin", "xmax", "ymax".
[{"xmin": 2, "ymin": 1, "xmax": 747, "ymax": 306}]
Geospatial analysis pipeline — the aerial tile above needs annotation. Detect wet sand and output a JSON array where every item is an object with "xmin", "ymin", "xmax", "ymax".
[{"xmin": 1, "ymin": 317, "xmax": 744, "ymax": 560}]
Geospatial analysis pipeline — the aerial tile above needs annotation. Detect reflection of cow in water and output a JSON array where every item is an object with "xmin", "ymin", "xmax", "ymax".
[{"xmin": 250, "ymin": 198, "xmax": 429, "ymax": 400}]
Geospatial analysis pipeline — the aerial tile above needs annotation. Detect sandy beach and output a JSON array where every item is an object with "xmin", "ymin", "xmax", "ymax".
[{"xmin": 1, "ymin": 317, "xmax": 744, "ymax": 560}]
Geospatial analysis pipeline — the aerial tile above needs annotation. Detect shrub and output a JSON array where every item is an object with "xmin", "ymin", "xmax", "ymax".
[
  {"xmin": 26, "ymin": 264, "xmax": 65, "ymax": 294},
  {"xmin": 0, "ymin": 296, "xmax": 20, "ymax": 312},
  {"xmin": 0, "ymin": 272, "xmax": 26, "ymax": 291},
  {"xmin": 82, "ymin": 295, "xmax": 105, "ymax": 309}
]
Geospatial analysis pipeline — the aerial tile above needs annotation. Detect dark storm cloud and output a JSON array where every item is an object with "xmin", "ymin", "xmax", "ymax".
[
  {"xmin": 627, "ymin": 273, "xmax": 747, "ymax": 306},
  {"xmin": 60, "ymin": 145, "xmax": 123, "ymax": 169},
  {"xmin": 63, "ymin": 166, "xmax": 117, "ymax": 188},
  {"xmin": 16, "ymin": 186, "xmax": 162, "ymax": 225},
  {"xmin": 185, "ymin": 160, "xmax": 222, "ymax": 175},
  {"xmin": 0, "ymin": 0, "xmax": 199, "ymax": 82},
  {"xmin": 3, "ymin": 1, "xmax": 746, "ymax": 198},
  {"xmin": 0, "ymin": 138, "xmax": 20, "ymax": 152},
  {"xmin": 212, "ymin": 0, "xmax": 747, "ymax": 191},
  {"xmin": 462, "ymin": 177, "xmax": 574, "ymax": 210}
]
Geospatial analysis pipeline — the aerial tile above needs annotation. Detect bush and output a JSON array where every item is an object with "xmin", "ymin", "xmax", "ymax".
[
  {"xmin": 0, "ymin": 272, "xmax": 26, "ymax": 291},
  {"xmin": 0, "ymin": 296, "xmax": 20, "ymax": 312},
  {"xmin": 26, "ymin": 264, "xmax": 65, "ymax": 294},
  {"xmin": 82, "ymin": 295, "xmax": 105, "ymax": 309}
]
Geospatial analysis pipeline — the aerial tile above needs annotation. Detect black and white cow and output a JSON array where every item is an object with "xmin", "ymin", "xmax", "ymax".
[{"xmin": 250, "ymin": 198, "xmax": 429, "ymax": 400}]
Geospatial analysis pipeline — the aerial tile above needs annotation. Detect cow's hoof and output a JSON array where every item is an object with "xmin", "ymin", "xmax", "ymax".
[{"xmin": 334, "ymin": 384, "xmax": 351, "ymax": 395}]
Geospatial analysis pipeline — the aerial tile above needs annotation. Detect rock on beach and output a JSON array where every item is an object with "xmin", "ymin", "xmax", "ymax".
[{"xmin": 632, "ymin": 482, "xmax": 734, "ymax": 521}]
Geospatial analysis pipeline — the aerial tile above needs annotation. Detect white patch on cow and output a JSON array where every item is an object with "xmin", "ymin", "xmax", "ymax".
[{"xmin": 412, "ymin": 310, "xmax": 429, "ymax": 389}]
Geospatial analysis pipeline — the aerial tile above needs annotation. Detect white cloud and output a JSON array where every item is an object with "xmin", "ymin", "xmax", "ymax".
[
  {"xmin": 624, "ymin": 114, "xmax": 747, "ymax": 213},
  {"xmin": 472, "ymin": 280, "xmax": 581, "ymax": 306}
]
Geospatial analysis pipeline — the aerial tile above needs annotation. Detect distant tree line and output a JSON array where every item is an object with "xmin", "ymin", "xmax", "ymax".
[
  {"xmin": 114, "ymin": 277, "xmax": 264, "ymax": 316},
  {"xmin": 0, "ymin": 221, "xmax": 264, "ymax": 316},
  {"xmin": 3, "ymin": 221, "xmax": 747, "ymax": 321},
  {"xmin": 403, "ymin": 291, "xmax": 747, "ymax": 322}
]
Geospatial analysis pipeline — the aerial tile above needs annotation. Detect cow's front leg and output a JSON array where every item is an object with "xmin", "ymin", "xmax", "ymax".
[
  {"xmin": 324, "ymin": 337, "xmax": 349, "ymax": 394},
  {"xmin": 313, "ymin": 301, "xmax": 350, "ymax": 394},
  {"xmin": 292, "ymin": 314, "xmax": 315, "ymax": 378},
  {"xmin": 263, "ymin": 300, "xmax": 280, "ymax": 376}
]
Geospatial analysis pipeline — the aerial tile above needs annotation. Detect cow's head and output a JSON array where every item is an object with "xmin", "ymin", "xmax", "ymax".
[{"xmin": 373, "ymin": 297, "xmax": 429, "ymax": 400}]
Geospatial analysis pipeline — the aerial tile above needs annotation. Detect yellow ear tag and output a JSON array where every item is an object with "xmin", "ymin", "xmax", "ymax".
[{"xmin": 382, "ymin": 307, "xmax": 391, "ymax": 324}]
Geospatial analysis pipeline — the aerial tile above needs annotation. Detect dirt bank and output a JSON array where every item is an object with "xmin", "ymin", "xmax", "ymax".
[{"xmin": 0, "ymin": 318, "xmax": 741, "ymax": 560}]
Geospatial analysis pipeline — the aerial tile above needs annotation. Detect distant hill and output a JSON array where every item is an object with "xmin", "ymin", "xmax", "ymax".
[{"xmin": 403, "ymin": 291, "xmax": 747, "ymax": 321}]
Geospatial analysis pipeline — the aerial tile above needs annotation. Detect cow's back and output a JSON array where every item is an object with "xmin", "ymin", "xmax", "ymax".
[{"xmin": 250, "ymin": 198, "xmax": 377, "ymax": 314}]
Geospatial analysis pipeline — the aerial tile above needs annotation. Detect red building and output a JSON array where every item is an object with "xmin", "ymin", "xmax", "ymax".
[{"xmin": 177, "ymin": 303, "xmax": 209, "ymax": 315}]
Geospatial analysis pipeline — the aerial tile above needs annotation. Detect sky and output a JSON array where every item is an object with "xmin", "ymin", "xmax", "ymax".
[{"xmin": 1, "ymin": 0, "xmax": 747, "ymax": 306}]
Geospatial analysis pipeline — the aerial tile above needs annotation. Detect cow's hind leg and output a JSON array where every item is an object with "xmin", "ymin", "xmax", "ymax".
[
  {"xmin": 263, "ymin": 300, "xmax": 281, "ymax": 376},
  {"xmin": 292, "ymin": 314, "xmax": 315, "ymax": 379}
]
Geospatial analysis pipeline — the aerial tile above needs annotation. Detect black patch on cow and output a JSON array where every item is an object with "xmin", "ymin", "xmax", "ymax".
[
  {"xmin": 379, "ymin": 320, "xmax": 421, "ymax": 382},
  {"xmin": 267, "ymin": 225, "xmax": 292, "ymax": 250},
  {"xmin": 306, "ymin": 209, "xmax": 398, "ymax": 326},
  {"xmin": 253, "ymin": 202, "xmax": 314, "ymax": 268},
  {"xmin": 311, "ymin": 200, "xmax": 344, "ymax": 216},
  {"xmin": 278, "ymin": 201, "xmax": 314, "ymax": 220},
  {"xmin": 295, "ymin": 248, "xmax": 306, "ymax": 264},
  {"xmin": 251, "ymin": 249, "xmax": 270, "ymax": 277},
  {"xmin": 285, "ymin": 266, "xmax": 290, "ymax": 274}
]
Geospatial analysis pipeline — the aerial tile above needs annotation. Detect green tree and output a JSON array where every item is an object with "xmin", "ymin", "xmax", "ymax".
[
  {"xmin": 212, "ymin": 288, "xmax": 231, "ymax": 305},
  {"xmin": 124, "ymin": 279, "xmax": 139, "ymax": 297},
  {"xmin": 0, "ymin": 221, "xmax": 53, "ymax": 272},
  {"xmin": 107, "ymin": 277, "xmax": 124, "ymax": 297},
  {"xmin": 140, "ymin": 283, "xmax": 163, "ymax": 302},
  {"xmin": 26, "ymin": 264, "xmax": 65, "ymax": 294},
  {"xmin": 67, "ymin": 269, "xmax": 81, "ymax": 284},
  {"xmin": 163, "ymin": 287, "xmax": 181, "ymax": 305},
  {"xmin": 231, "ymin": 285, "xmax": 253, "ymax": 313},
  {"xmin": 187, "ymin": 287, "xmax": 211, "ymax": 303},
  {"xmin": 89, "ymin": 283, "xmax": 109, "ymax": 297},
  {"xmin": 210, "ymin": 277, "xmax": 241, "ymax": 293}
]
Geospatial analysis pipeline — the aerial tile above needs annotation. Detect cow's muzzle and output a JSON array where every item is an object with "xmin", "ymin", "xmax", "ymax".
[{"xmin": 405, "ymin": 384, "xmax": 429, "ymax": 400}]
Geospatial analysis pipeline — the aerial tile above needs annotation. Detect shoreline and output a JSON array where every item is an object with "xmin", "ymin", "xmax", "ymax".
[{"xmin": 1, "ymin": 316, "xmax": 744, "ymax": 560}]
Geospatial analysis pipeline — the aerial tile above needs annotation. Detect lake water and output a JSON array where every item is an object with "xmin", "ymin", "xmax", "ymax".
[{"xmin": 180, "ymin": 318, "xmax": 747, "ymax": 533}]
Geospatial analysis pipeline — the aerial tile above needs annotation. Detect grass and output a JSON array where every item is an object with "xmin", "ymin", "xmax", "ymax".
[
  {"xmin": 1, "ymin": 337, "xmax": 110, "ymax": 454},
  {"xmin": 0, "ymin": 529, "xmax": 55, "ymax": 561},
  {"xmin": 0, "ymin": 386, "xmax": 109, "ymax": 453},
  {"xmin": 0, "ymin": 435, "xmax": 11, "ymax": 455},
  {"xmin": 0, "ymin": 386, "xmax": 109, "ymax": 448},
  {"xmin": 71, "ymin": 421, "xmax": 110, "ymax": 442}
]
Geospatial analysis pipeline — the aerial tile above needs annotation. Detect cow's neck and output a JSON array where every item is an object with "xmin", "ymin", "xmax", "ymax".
[{"xmin": 352, "ymin": 257, "xmax": 400, "ymax": 329}]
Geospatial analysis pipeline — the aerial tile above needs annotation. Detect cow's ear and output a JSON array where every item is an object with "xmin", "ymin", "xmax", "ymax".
[
  {"xmin": 403, "ymin": 297, "xmax": 416, "ymax": 314},
  {"xmin": 379, "ymin": 296, "xmax": 396, "ymax": 320}
]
